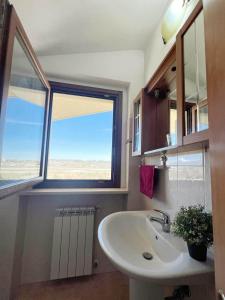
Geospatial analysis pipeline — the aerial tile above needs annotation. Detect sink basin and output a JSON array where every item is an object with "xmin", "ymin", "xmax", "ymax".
[{"xmin": 98, "ymin": 211, "xmax": 214, "ymax": 286}]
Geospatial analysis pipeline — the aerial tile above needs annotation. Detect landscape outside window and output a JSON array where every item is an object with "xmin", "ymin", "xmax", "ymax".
[{"xmin": 47, "ymin": 92, "xmax": 114, "ymax": 180}]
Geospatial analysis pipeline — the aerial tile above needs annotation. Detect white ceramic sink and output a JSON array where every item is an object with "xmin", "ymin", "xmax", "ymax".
[{"xmin": 98, "ymin": 211, "xmax": 214, "ymax": 286}]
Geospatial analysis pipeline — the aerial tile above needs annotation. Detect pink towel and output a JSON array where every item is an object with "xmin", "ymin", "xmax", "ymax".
[{"xmin": 140, "ymin": 165, "xmax": 155, "ymax": 199}]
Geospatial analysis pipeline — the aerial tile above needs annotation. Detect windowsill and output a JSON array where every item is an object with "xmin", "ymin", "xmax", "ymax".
[
  {"xmin": 20, "ymin": 188, "xmax": 129, "ymax": 196},
  {"xmin": 0, "ymin": 178, "xmax": 43, "ymax": 200}
]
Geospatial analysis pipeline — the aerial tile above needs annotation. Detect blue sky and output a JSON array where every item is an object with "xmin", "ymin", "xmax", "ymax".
[
  {"xmin": 1, "ymin": 98, "xmax": 113, "ymax": 162},
  {"xmin": 49, "ymin": 110, "xmax": 113, "ymax": 161}
]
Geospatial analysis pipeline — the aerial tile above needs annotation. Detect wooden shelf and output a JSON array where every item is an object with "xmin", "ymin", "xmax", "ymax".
[{"xmin": 144, "ymin": 139, "xmax": 209, "ymax": 157}]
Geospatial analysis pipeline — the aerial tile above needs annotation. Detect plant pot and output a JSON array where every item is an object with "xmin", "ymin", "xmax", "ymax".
[{"xmin": 187, "ymin": 243, "xmax": 207, "ymax": 262}]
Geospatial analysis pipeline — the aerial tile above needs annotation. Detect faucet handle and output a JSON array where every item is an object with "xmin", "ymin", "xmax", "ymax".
[{"xmin": 152, "ymin": 209, "xmax": 170, "ymax": 223}]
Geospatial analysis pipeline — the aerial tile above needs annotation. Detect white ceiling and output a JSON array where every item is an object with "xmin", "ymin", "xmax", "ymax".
[{"xmin": 10, "ymin": 0, "xmax": 169, "ymax": 56}]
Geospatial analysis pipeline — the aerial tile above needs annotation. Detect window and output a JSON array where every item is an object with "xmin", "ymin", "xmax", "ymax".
[
  {"xmin": 0, "ymin": 9, "xmax": 49, "ymax": 189},
  {"xmin": 0, "ymin": 8, "xmax": 121, "ymax": 191},
  {"xmin": 41, "ymin": 82, "xmax": 122, "ymax": 188}
]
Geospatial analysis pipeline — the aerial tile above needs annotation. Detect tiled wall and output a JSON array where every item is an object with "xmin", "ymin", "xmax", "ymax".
[
  {"xmin": 140, "ymin": 145, "xmax": 212, "ymax": 218},
  {"xmin": 140, "ymin": 144, "xmax": 215, "ymax": 300}
]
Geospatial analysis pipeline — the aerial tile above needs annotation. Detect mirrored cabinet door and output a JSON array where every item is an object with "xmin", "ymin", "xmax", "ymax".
[
  {"xmin": 183, "ymin": 8, "xmax": 208, "ymax": 136},
  {"xmin": 184, "ymin": 21, "xmax": 198, "ymax": 106},
  {"xmin": 196, "ymin": 11, "xmax": 207, "ymax": 102},
  {"xmin": 196, "ymin": 11, "xmax": 208, "ymax": 132}
]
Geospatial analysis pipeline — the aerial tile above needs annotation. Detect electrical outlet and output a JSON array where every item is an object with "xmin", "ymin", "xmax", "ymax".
[{"xmin": 93, "ymin": 259, "xmax": 99, "ymax": 268}]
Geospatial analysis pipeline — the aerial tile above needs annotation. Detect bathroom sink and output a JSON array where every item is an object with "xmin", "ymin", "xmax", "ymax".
[{"xmin": 98, "ymin": 211, "xmax": 214, "ymax": 285}]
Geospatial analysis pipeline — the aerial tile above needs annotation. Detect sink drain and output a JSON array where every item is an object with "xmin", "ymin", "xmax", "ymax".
[{"xmin": 142, "ymin": 252, "xmax": 153, "ymax": 260}]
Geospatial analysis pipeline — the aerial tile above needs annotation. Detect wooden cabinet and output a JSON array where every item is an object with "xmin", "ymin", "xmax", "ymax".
[
  {"xmin": 203, "ymin": 0, "xmax": 225, "ymax": 298},
  {"xmin": 146, "ymin": 46, "xmax": 177, "ymax": 150},
  {"xmin": 132, "ymin": 1, "xmax": 209, "ymax": 157},
  {"xmin": 132, "ymin": 46, "xmax": 178, "ymax": 156},
  {"xmin": 176, "ymin": 1, "xmax": 208, "ymax": 145}
]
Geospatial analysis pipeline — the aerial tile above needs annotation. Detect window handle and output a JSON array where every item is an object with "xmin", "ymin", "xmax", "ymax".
[{"xmin": 218, "ymin": 289, "xmax": 225, "ymax": 300}]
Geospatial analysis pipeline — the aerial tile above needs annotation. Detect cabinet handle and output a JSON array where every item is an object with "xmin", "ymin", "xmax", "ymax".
[{"xmin": 218, "ymin": 289, "xmax": 225, "ymax": 300}]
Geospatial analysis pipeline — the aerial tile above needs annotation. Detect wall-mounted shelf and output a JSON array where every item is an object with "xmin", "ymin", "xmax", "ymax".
[
  {"xmin": 144, "ymin": 145, "xmax": 177, "ymax": 156},
  {"xmin": 144, "ymin": 140, "xmax": 209, "ymax": 157}
]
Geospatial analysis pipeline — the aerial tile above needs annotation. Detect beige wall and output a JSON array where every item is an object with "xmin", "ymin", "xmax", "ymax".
[
  {"xmin": 0, "ymin": 193, "xmax": 24, "ymax": 299},
  {"xmin": 20, "ymin": 193, "xmax": 127, "ymax": 284},
  {"xmin": 0, "ymin": 191, "xmax": 127, "ymax": 296}
]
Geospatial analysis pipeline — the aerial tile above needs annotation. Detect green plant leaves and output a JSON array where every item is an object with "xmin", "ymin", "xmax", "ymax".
[{"xmin": 172, "ymin": 205, "xmax": 213, "ymax": 247}]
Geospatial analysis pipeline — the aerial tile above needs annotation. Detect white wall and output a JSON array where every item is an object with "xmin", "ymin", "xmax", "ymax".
[
  {"xmin": 38, "ymin": 50, "xmax": 145, "ymax": 189},
  {"xmin": 144, "ymin": 0, "xmax": 199, "ymax": 84},
  {"xmin": 39, "ymin": 50, "xmax": 144, "ymax": 102}
]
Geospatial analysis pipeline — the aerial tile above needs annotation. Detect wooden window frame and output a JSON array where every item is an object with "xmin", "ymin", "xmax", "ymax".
[
  {"xmin": 0, "ymin": 5, "xmax": 50, "ymax": 193},
  {"xmin": 37, "ymin": 81, "xmax": 122, "ymax": 189}
]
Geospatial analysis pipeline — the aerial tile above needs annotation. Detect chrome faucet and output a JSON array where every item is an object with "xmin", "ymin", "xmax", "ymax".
[{"xmin": 149, "ymin": 209, "xmax": 171, "ymax": 233}]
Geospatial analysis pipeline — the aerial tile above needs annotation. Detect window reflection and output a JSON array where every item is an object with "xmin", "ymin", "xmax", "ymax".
[
  {"xmin": 184, "ymin": 11, "xmax": 208, "ymax": 135},
  {"xmin": 0, "ymin": 34, "xmax": 47, "ymax": 187}
]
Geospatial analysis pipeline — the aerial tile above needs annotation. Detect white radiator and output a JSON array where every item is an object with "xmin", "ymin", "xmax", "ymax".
[{"xmin": 50, "ymin": 206, "xmax": 95, "ymax": 280}]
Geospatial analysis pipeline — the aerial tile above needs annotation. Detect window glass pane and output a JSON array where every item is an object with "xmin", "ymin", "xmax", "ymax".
[
  {"xmin": 184, "ymin": 11, "xmax": 208, "ymax": 135},
  {"xmin": 196, "ymin": 11, "xmax": 207, "ymax": 102},
  {"xmin": 184, "ymin": 22, "xmax": 198, "ymax": 135},
  {"xmin": 133, "ymin": 100, "xmax": 141, "ymax": 152},
  {"xmin": 184, "ymin": 22, "xmax": 198, "ymax": 105},
  {"xmin": 47, "ymin": 93, "xmax": 114, "ymax": 180},
  {"xmin": 199, "ymin": 105, "xmax": 208, "ymax": 131},
  {"xmin": 169, "ymin": 108, "xmax": 177, "ymax": 146},
  {"xmin": 0, "ymin": 34, "xmax": 47, "ymax": 187}
]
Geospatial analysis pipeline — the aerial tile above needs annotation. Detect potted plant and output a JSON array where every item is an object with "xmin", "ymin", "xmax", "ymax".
[{"xmin": 173, "ymin": 205, "xmax": 213, "ymax": 262}]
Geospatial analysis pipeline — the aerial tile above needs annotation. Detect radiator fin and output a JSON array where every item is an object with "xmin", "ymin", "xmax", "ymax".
[
  {"xmin": 68, "ymin": 214, "xmax": 79, "ymax": 278},
  {"xmin": 50, "ymin": 215, "xmax": 62, "ymax": 280}
]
